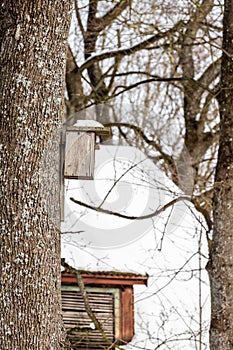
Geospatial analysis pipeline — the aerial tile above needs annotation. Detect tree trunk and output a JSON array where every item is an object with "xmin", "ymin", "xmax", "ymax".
[
  {"xmin": 210, "ymin": 0, "xmax": 233, "ymax": 348},
  {"xmin": 0, "ymin": 1, "xmax": 72, "ymax": 349}
]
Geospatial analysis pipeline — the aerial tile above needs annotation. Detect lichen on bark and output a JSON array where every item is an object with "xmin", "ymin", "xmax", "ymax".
[{"xmin": 0, "ymin": 1, "xmax": 72, "ymax": 349}]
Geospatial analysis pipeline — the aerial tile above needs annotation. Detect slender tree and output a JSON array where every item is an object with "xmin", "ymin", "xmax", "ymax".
[
  {"xmin": 210, "ymin": 0, "xmax": 233, "ymax": 348},
  {"xmin": 0, "ymin": 1, "xmax": 72, "ymax": 349}
]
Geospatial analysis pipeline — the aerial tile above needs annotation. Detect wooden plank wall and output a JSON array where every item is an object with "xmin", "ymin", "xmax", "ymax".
[
  {"xmin": 62, "ymin": 290, "xmax": 115, "ymax": 349},
  {"xmin": 64, "ymin": 131, "xmax": 95, "ymax": 179}
]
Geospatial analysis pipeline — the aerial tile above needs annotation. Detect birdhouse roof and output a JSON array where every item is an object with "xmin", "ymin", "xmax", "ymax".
[{"xmin": 74, "ymin": 120, "xmax": 104, "ymax": 128}]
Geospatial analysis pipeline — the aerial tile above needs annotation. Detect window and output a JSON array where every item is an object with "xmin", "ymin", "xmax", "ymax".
[
  {"xmin": 62, "ymin": 286, "xmax": 120, "ymax": 349},
  {"xmin": 61, "ymin": 271, "xmax": 148, "ymax": 349}
]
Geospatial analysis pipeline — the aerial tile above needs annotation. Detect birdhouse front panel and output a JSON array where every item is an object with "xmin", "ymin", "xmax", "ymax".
[{"xmin": 64, "ymin": 131, "xmax": 95, "ymax": 179}]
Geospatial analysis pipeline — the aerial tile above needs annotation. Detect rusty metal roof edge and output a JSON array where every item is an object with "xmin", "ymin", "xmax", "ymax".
[
  {"xmin": 62, "ymin": 269, "xmax": 148, "ymax": 277},
  {"xmin": 61, "ymin": 270, "xmax": 149, "ymax": 286}
]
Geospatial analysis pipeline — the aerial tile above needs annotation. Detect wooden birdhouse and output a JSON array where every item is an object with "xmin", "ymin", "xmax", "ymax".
[
  {"xmin": 60, "ymin": 120, "xmax": 110, "ymax": 220},
  {"xmin": 62, "ymin": 120, "xmax": 110, "ymax": 180},
  {"xmin": 61, "ymin": 271, "xmax": 148, "ymax": 349}
]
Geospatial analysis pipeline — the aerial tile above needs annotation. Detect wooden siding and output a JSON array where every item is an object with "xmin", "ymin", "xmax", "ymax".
[
  {"xmin": 120, "ymin": 287, "xmax": 134, "ymax": 342},
  {"xmin": 61, "ymin": 288, "xmax": 118, "ymax": 349},
  {"xmin": 61, "ymin": 272, "xmax": 148, "ymax": 348},
  {"xmin": 64, "ymin": 131, "xmax": 95, "ymax": 179}
]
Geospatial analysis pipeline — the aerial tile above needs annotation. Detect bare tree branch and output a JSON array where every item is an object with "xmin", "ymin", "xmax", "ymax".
[
  {"xmin": 94, "ymin": 0, "xmax": 130, "ymax": 33},
  {"xmin": 191, "ymin": 196, "xmax": 213, "ymax": 231},
  {"xmin": 180, "ymin": 0, "xmax": 214, "ymax": 80},
  {"xmin": 98, "ymin": 157, "xmax": 145, "ymax": 208},
  {"xmin": 80, "ymin": 20, "xmax": 186, "ymax": 72},
  {"xmin": 105, "ymin": 122, "xmax": 177, "ymax": 179},
  {"xmin": 110, "ymin": 75, "xmax": 215, "ymax": 95},
  {"xmin": 75, "ymin": 0, "xmax": 85, "ymax": 39},
  {"xmin": 81, "ymin": 0, "xmax": 130, "ymax": 104},
  {"xmin": 197, "ymin": 58, "xmax": 221, "ymax": 93},
  {"xmin": 66, "ymin": 45, "xmax": 86, "ymax": 114},
  {"xmin": 103, "ymin": 122, "xmax": 213, "ymax": 230},
  {"xmin": 70, "ymin": 195, "xmax": 191, "ymax": 220}
]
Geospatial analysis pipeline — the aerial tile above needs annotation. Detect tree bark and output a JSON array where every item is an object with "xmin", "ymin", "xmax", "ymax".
[
  {"xmin": 0, "ymin": 1, "xmax": 72, "ymax": 349},
  {"xmin": 210, "ymin": 0, "xmax": 233, "ymax": 348}
]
